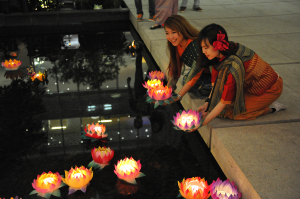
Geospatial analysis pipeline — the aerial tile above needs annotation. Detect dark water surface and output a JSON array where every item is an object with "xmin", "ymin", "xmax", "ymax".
[{"xmin": 0, "ymin": 25, "xmax": 226, "ymax": 199}]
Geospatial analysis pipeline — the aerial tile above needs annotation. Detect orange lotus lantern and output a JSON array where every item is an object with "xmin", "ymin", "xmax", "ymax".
[
  {"xmin": 114, "ymin": 157, "xmax": 145, "ymax": 184},
  {"xmin": 88, "ymin": 146, "xmax": 114, "ymax": 170},
  {"xmin": 82, "ymin": 122, "xmax": 107, "ymax": 141},
  {"xmin": 147, "ymin": 71, "xmax": 165, "ymax": 80},
  {"xmin": 146, "ymin": 85, "xmax": 176, "ymax": 108},
  {"xmin": 142, "ymin": 79, "xmax": 162, "ymax": 90},
  {"xmin": 30, "ymin": 171, "xmax": 66, "ymax": 199},
  {"xmin": 62, "ymin": 166, "xmax": 93, "ymax": 195},
  {"xmin": 2, "ymin": 59, "xmax": 22, "ymax": 70},
  {"xmin": 31, "ymin": 71, "xmax": 46, "ymax": 81},
  {"xmin": 178, "ymin": 177, "xmax": 211, "ymax": 199}
]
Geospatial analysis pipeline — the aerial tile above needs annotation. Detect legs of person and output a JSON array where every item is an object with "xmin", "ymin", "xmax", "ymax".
[
  {"xmin": 193, "ymin": 0, "xmax": 200, "ymax": 9},
  {"xmin": 180, "ymin": 0, "xmax": 188, "ymax": 7},
  {"xmin": 224, "ymin": 77, "xmax": 284, "ymax": 120},
  {"xmin": 134, "ymin": 0, "xmax": 143, "ymax": 15},
  {"xmin": 149, "ymin": 0, "xmax": 155, "ymax": 18},
  {"xmin": 154, "ymin": 0, "xmax": 171, "ymax": 26},
  {"xmin": 172, "ymin": 0, "xmax": 178, "ymax": 15}
]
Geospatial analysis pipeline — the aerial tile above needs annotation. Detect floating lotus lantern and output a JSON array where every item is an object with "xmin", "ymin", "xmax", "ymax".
[
  {"xmin": 31, "ymin": 71, "xmax": 45, "ymax": 82},
  {"xmin": 81, "ymin": 122, "xmax": 107, "ymax": 141},
  {"xmin": 2, "ymin": 59, "xmax": 21, "ymax": 70},
  {"xmin": 30, "ymin": 171, "xmax": 66, "ymax": 199},
  {"xmin": 172, "ymin": 110, "xmax": 203, "ymax": 132},
  {"xmin": 88, "ymin": 146, "xmax": 114, "ymax": 170},
  {"xmin": 210, "ymin": 178, "xmax": 241, "ymax": 199},
  {"xmin": 178, "ymin": 177, "xmax": 210, "ymax": 199},
  {"xmin": 146, "ymin": 85, "xmax": 176, "ymax": 108},
  {"xmin": 147, "ymin": 71, "xmax": 165, "ymax": 80},
  {"xmin": 114, "ymin": 157, "xmax": 145, "ymax": 184},
  {"xmin": 62, "ymin": 166, "xmax": 93, "ymax": 195},
  {"xmin": 142, "ymin": 79, "xmax": 162, "ymax": 90}
]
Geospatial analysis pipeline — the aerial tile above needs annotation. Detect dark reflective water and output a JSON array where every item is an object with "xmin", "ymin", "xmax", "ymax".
[{"xmin": 0, "ymin": 26, "xmax": 226, "ymax": 199}]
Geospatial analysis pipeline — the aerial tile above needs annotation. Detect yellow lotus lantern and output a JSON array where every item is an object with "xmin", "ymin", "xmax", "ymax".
[
  {"xmin": 146, "ymin": 85, "xmax": 176, "ymax": 108},
  {"xmin": 62, "ymin": 166, "xmax": 93, "ymax": 195},
  {"xmin": 142, "ymin": 79, "xmax": 162, "ymax": 90},
  {"xmin": 147, "ymin": 71, "xmax": 165, "ymax": 80},
  {"xmin": 114, "ymin": 157, "xmax": 145, "ymax": 184},
  {"xmin": 30, "ymin": 171, "xmax": 66, "ymax": 199},
  {"xmin": 2, "ymin": 59, "xmax": 22, "ymax": 70},
  {"xmin": 178, "ymin": 177, "xmax": 211, "ymax": 199}
]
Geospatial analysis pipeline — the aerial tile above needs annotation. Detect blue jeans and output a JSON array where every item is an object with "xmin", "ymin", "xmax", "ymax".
[
  {"xmin": 181, "ymin": 0, "xmax": 200, "ymax": 8},
  {"xmin": 134, "ymin": 0, "xmax": 155, "ymax": 17}
]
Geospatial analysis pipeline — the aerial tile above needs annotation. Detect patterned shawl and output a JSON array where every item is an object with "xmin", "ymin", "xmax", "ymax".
[
  {"xmin": 208, "ymin": 43, "xmax": 255, "ymax": 118},
  {"xmin": 181, "ymin": 40, "xmax": 202, "ymax": 85}
]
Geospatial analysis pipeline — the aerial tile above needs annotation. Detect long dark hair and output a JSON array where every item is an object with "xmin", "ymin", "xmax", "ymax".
[
  {"xmin": 164, "ymin": 15, "xmax": 199, "ymax": 81},
  {"xmin": 197, "ymin": 23, "xmax": 236, "ymax": 69}
]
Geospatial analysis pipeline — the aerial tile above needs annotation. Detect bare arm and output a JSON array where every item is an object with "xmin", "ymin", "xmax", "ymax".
[{"xmin": 202, "ymin": 102, "xmax": 226, "ymax": 126}]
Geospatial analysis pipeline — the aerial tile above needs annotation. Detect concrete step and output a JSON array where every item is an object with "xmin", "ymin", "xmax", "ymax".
[{"xmin": 211, "ymin": 122, "xmax": 300, "ymax": 199}]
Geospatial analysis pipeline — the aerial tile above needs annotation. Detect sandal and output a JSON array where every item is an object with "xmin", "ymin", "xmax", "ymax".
[{"xmin": 150, "ymin": 25, "xmax": 161, "ymax": 30}]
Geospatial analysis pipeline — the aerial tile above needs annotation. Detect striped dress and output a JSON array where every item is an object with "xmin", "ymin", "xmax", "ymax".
[
  {"xmin": 155, "ymin": 0, "xmax": 178, "ymax": 25},
  {"xmin": 211, "ymin": 43, "xmax": 282, "ymax": 120}
]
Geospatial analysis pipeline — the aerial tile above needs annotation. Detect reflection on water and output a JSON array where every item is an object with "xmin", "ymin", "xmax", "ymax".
[{"xmin": 0, "ymin": 29, "xmax": 226, "ymax": 198}]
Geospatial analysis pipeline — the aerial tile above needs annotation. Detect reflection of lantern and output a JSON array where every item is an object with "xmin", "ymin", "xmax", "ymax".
[
  {"xmin": 88, "ymin": 146, "xmax": 114, "ymax": 169},
  {"xmin": 146, "ymin": 85, "xmax": 176, "ymax": 108},
  {"xmin": 4, "ymin": 70, "xmax": 23, "ymax": 80},
  {"xmin": 114, "ymin": 157, "xmax": 145, "ymax": 184},
  {"xmin": 210, "ymin": 178, "xmax": 241, "ymax": 199},
  {"xmin": 147, "ymin": 71, "xmax": 165, "ymax": 80},
  {"xmin": 2, "ymin": 59, "xmax": 22, "ymax": 70},
  {"xmin": 142, "ymin": 79, "xmax": 162, "ymax": 90},
  {"xmin": 116, "ymin": 179, "xmax": 138, "ymax": 195},
  {"xmin": 62, "ymin": 166, "xmax": 93, "ymax": 194},
  {"xmin": 84, "ymin": 122, "xmax": 107, "ymax": 139},
  {"xmin": 172, "ymin": 110, "xmax": 202, "ymax": 132},
  {"xmin": 30, "ymin": 171, "xmax": 65, "ymax": 199},
  {"xmin": 178, "ymin": 177, "xmax": 210, "ymax": 199}
]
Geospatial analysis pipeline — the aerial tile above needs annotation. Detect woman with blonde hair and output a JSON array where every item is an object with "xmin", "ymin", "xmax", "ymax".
[
  {"xmin": 164, "ymin": 15, "xmax": 210, "ymax": 102},
  {"xmin": 196, "ymin": 23, "xmax": 287, "ymax": 127}
]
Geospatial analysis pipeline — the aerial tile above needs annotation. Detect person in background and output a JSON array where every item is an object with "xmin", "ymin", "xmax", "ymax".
[
  {"xmin": 179, "ymin": 0, "xmax": 203, "ymax": 12},
  {"xmin": 196, "ymin": 23, "xmax": 287, "ymax": 127},
  {"xmin": 150, "ymin": 0, "xmax": 178, "ymax": 30},
  {"xmin": 135, "ymin": 0, "xmax": 156, "ymax": 22}
]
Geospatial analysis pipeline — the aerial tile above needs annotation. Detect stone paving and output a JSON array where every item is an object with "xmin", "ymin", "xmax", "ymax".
[{"xmin": 123, "ymin": 0, "xmax": 300, "ymax": 198}]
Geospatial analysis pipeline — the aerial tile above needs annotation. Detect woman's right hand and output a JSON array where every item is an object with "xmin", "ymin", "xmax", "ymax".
[{"xmin": 197, "ymin": 102, "xmax": 209, "ymax": 118}]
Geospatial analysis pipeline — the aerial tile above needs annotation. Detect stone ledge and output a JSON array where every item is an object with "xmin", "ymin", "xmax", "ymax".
[{"xmin": 211, "ymin": 123, "xmax": 300, "ymax": 199}]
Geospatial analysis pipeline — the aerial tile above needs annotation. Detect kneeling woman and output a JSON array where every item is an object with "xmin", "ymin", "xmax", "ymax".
[{"xmin": 197, "ymin": 23, "xmax": 287, "ymax": 126}]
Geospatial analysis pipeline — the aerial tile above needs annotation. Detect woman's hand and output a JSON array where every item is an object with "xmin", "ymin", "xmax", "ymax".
[{"xmin": 197, "ymin": 102, "xmax": 209, "ymax": 118}]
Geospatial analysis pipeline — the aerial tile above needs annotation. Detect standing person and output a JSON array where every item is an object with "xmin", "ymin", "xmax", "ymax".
[
  {"xmin": 179, "ymin": 0, "xmax": 203, "ymax": 12},
  {"xmin": 196, "ymin": 23, "xmax": 286, "ymax": 127},
  {"xmin": 150, "ymin": 0, "xmax": 178, "ymax": 30},
  {"xmin": 164, "ymin": 15, "xmax": 210, "ymax": 101},
  {"xmin": 135, "ymin": 0, "xmax": 156, "ymax": 22}
]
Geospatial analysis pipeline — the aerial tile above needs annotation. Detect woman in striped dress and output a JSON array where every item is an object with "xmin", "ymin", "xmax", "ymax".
[
  {"xmin": 196, "ymin": 23, "xmax": 287, "ymax": 126},
  {"xmin": 150, "ymin": 0, "xmax": 178, "ymax": 29}
]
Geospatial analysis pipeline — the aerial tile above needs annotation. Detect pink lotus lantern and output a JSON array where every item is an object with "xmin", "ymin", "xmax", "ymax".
[
  {"xmin": 142, "ymin": 79, "xmax": 162, "ymax": 90},
  {"xmin": 62, "ymin": 166, "xmax": 93, "ymax": 194},
  {"xmin": 114, "ymin": 157, "xmax": 145, "ymax": 184},
  {"xmin": 88, "ymin": 146, "xmax": 114, "ymax": 169},
  {"xmin": 2, "ymin": 59, "xmax": 22, "ymax": 70},
  {"xmin": 210, "ymin": 178, "xmax": 241, "ymax": 199},
  {"xmin": 146, "ymin": 85, "xmax": 176, "ymax": 108},
  {"xmin": 84, "ymin": 122, "xmax": 107, "ymax": 139},
  {"xmin": 147, "ymin": 71, "xmax": 165, "ymax": 80},
  {"xmin": 172, "ymin": 110, "xmax": 203, "ymax": 132},
  {"xmin": 30, "ymin": 171, "xmax": 66, "ymax": 199},
  {"xmin": 178, "ymin": 177, "xmax": 210, "ymax": 199}
]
